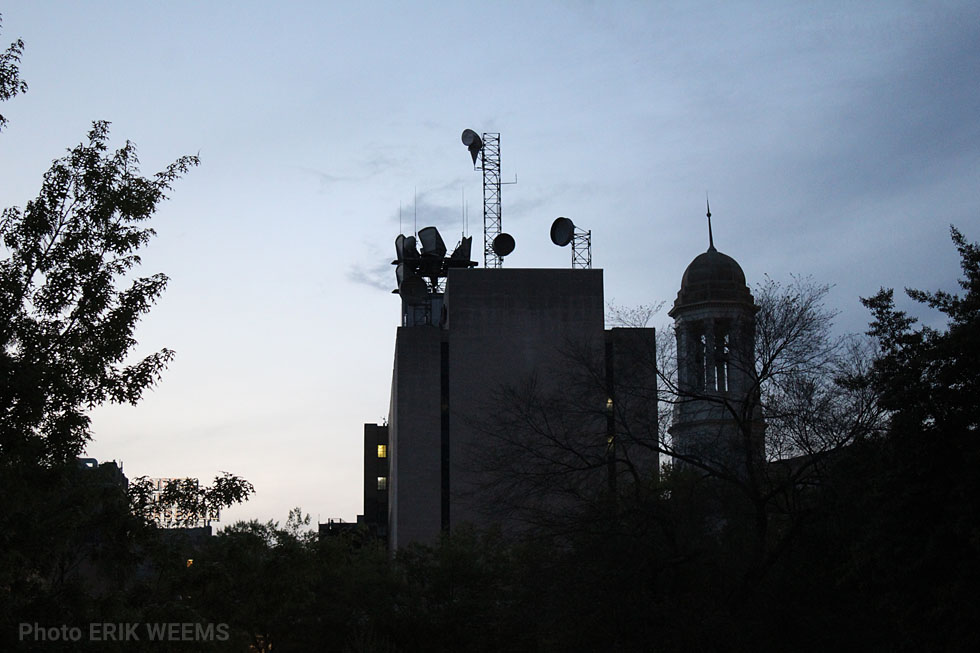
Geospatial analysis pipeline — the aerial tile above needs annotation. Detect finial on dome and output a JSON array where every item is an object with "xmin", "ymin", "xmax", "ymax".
[{"xmin": 706, "ymin": 193, "xmax": 715, "ymax": 252}]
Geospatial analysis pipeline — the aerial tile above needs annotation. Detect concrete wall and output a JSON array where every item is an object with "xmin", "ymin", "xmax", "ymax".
[
  {"xmin": 606, "ymin": 327, "xmax": 660, "ymax": 480},
  {"xmin": 385, "ymin": 268, "xmax": 669, "ymax": 548},
  {"xmin": 388, "ymin": 325, "xmax": 443, "ymax": 549},
  {"xmin": 444, "ymin": 268, "xmax": 606, "ymax": 529}
]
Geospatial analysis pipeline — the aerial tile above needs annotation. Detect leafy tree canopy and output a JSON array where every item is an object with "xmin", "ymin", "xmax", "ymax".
[
  {"xmin": 0, "ymin": 14, "xmax": 28, "ymax": 132},
  {"xmin": 862, "ymin": 226, "xmax": 980, "ymax": 434},
  {"xmin": 0, "ymin": 121, "xmax": 198, "ymax": 466}
]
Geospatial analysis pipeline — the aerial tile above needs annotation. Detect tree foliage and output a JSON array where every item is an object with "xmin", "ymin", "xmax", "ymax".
[
  {"xmin": 129, "ymin": 472, "xmax": 256, "ymax": 528},
  {"xmin": 0, "ymin": 27, "xmax": 261, "ymax": 648},
  {"xmin": 605, "ymin": 299, "xmax": 664, "ymax": 328},
  {"xmin": 0, "ymin": 121, "xmax": 199, "ymax": 465},
  {"xmin": 0, "ymin": 14, "xmax": 28, "ymax": 132},
  {"xmin": 862, "ymin": 225, "xmax": 980, "ymax": 434}
]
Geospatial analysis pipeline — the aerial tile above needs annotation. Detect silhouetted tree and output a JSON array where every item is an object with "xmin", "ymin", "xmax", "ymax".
[
  {"xmin": 0, "ymin": 121, "xmax": 198, "ymax": 465},
  {"xmin": 0, "ymin": 14, "xmax": 27, "ymax": 132},
  {"xmin": 605, "ymin": 299, "xmax": 664, "ymax": 328},
  {"xmin": 862, "ymin": 225, "xmax": 980, "ymax": 434},
  {"xmin": 129, "ymin": 472, "xmax": 255, "ymax": 528},
  {"xmin": 824, "ymin": 225, "xmax": 980, "ymax": 650},
  {"xmin": 0, "ymin": 33, "xmax": 213, "ymax": 641}
]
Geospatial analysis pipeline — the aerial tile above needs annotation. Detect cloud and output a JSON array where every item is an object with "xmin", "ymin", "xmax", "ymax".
[
  {"xmin": 361, "ymin": 150, "xmax": 411, "ymax": 177},
  {"xmin": 794, "ymin": 11, "xmax": 980, "ymax": 206},
  {"xmin": 346, "ymin": 259, "xmax": 394, "ymax": 292},
  {"xmin": 292, "ymin": 148, "xmax": 413, "ymax": 192},
  {"xmin": 293, "ymin": 166, "xmax": 350, "ymax": 192},
  {"xmin": 387, "ymin": 188, "xmax": 467, "ymax": 236}
]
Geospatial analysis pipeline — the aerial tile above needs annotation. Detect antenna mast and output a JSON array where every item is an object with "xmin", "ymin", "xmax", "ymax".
[
  {"xmin": 462, "ymin": 129, "xmax": 509, "ymax": 268},
  {"xmin": 550, "ymin": 217, "xmax": 592, "ymax": 269},
  {"xmin": 479, "ymin": 133, "xmax": 503, "ymax": 267}
]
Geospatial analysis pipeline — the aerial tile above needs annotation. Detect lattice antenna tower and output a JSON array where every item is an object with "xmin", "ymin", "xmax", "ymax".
[
  {"xmin": 572, "ymin": 228, "xmax": 592, "ymax": 269},
  {"xmin": 480, "ymin": 133, "xmax": 502, "ymax": 267},
  {"xmin": 462, "ymin": 129, "xmax": 514, "ymax": 268}
]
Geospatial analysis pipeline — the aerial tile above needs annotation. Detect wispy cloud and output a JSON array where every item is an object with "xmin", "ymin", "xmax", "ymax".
[
  {"xmin": 293, "ymin": 166, "xmax": 351, "ymax": 192},
  {"xmin": 346, "ymin": 259, "xmax": 394, "ymax": 292}
]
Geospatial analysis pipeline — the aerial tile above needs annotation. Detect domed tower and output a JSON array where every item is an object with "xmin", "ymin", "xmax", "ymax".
[{"xmin": 668, "ymin": 205, "xmax": 763, "ymax": 476}]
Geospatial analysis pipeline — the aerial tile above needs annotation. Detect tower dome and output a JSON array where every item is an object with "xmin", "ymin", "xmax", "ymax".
[{"xmin": 670, "ymin": 246, "xmax": 754, "ymax": 315}]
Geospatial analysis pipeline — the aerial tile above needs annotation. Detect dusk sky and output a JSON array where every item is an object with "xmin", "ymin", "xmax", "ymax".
[{"xmin": 2, "ymin": 1, "xmax": 977, "ymax": 527}]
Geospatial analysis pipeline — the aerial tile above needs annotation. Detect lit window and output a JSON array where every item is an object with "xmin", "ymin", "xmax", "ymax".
[
  {"xmin": 377, "ymin": 444, "xmax": 387, "ymax": 458},
  {"xmin": 377, "ymin": 476, "xmax": 388, "ymax": 491}
]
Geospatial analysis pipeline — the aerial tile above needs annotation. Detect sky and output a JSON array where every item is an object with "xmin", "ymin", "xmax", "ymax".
[{"xmin": 1, "ymin": 1, "xmax": 978, "ymax": 527}]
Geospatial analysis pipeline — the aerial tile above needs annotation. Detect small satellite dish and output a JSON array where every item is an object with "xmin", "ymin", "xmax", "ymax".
[
  {"xmin": 461, "ymin": 129, "xmax": 482, "ymax": 148},
  {"xmin": 492, "ymin": 233, "xmax": 515, "ymax": 257},
  {"xmin": 461, "ymin": 129, "xmax": 483, "ymax": 165},
  {"xmin": 418, "ymin": 226, "xmax": 447, "ymax": 258},
  {"xmin": 398, "ymin": 274, "xmax": 428, "ymax": 303},
  {"xmin": 550, "ymin": 217, "xmax": 574, "ymax": 247}
]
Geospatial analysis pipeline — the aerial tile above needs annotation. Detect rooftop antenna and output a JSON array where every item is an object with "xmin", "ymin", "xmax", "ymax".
[
  {"xmin": 414, "ymin": 187, "xmax": 418, "ymax": 237},
  {"xmin": 706, "ymin": 192, "xmax": 715, "ymax": 251},
  {"xmin": 550, "ymin": 216, "xmax": 592, "ymax": 269},
  {"xmin": 461, "ymin": 128, "xmax": 515, "ymax": 268}
]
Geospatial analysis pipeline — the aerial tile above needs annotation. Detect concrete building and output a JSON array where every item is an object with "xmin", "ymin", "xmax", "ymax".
[{"xmin": 375, "ymin": 265, "xmax": 657, "ymax": 549}]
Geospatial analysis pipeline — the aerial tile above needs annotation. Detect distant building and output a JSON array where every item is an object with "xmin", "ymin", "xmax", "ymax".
[
  {"xmin": 77, "ymin": 457, "xmax": 128, "ymax": 489},
  {"xmin": 318, "ymin": 518, "xmax": 359, "ymax": 539},
  {"xmin": 359, "ymin": 422, "xmax": 389, "ymax": 540},
  {"xmin": 668, "ymin": 241, "xmax": 764, "ymax": 477}
]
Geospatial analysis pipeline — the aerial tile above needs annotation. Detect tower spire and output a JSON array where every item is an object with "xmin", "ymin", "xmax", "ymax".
[{"xmin": 706, "ymin": 193, "xmax": 715, "ymax": 251}]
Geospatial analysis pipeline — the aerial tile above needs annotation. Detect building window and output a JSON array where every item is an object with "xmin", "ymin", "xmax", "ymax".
[
  {"xmin": 711, "ymin": 328, "xmax": 726, "ymax": 393},
  {"xmin": 377, "ymin": 476, "xmax": 388, "ymax": 491},
  {"xmin": 718, "ymin": 332, "xmax": 731, "ymax": 393},
  {"xmin": 377, "ymin": 444, "xmax": 387, "ymax": 458},
  {"xmin": 697, "ymin": 331, "xmax": 709, "ymax": 391}
]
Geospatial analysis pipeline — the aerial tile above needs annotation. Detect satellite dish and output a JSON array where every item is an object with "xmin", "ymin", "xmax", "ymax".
[
  {"xmin": 398, "ymin": 274, "xmax": 428, "ymax": 303},
  {"xmin": 461, "ymin": 129, "xmax": 483, "ymax": 165},
  {"xmin": 550, "ymin": 217, "xmax": 574, "ymax": 247},
  {"xmin": 492, "ymin": 233, "xmax": 515, "ymax": 257},
  {"xmin": 461, "ymin": 129, "xmax": 481, "ymax": 147},
  {"xmin": 418, "ymin": 226, "xmax": 447, "ymax": 258}
]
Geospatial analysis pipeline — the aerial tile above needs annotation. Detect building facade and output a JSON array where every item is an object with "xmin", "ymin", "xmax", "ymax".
[{"xmin": 374, "ymin": 266, "xmax": 659, "ymax": 549}]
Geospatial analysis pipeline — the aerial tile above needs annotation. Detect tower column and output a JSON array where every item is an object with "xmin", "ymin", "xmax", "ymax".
[{"xmin": 668, "ymin": 239, "xmax": 762, "ymax": 475}]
